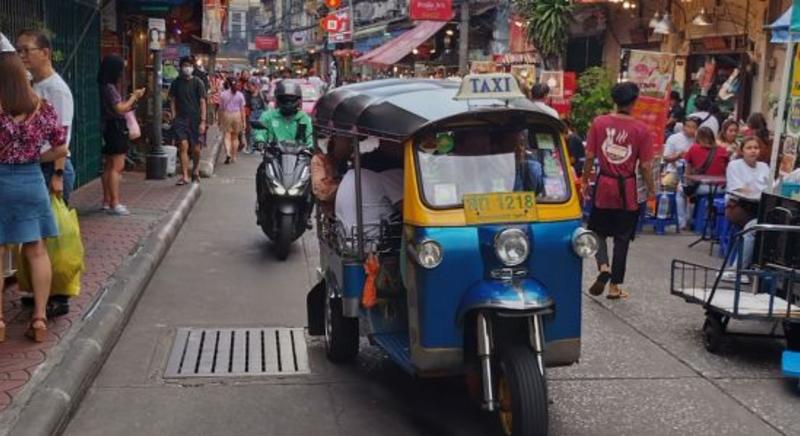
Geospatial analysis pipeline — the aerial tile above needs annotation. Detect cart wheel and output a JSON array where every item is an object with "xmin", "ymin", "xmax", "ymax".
[
  {"xmin": 324, "ymin": 291, "xmax": 359, "ymax": 363},
  {"xmin": 702, "ymin": 315, "xmax": 725, "ymax": 353},
  {"xmin": 496, "ymin": 347, "xmax": 548, "ymax": 436}
]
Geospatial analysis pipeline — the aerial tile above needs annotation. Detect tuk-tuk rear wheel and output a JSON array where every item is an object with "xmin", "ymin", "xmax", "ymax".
[
  {"xmin": 496, "ymin": 346, "xmax": 548, "ymax": 436},
  {"xmin": 324, "ymin": 293, "xmax": 359, "ymax": 363}
]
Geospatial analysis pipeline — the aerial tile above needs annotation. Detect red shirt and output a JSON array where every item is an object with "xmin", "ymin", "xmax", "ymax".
[
  {"xmin": 0, "ymin": 101, "xmax": 66, "ymax": 165},
  {"xmin": 684, "ymin": 144, "xmax": 729, "ymax": 177},
  {"xmin": 586, "ymin": 114, "xmax": 654, "ymax": 211}
]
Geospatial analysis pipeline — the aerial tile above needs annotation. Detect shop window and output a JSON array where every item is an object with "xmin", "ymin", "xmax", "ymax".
[{"xmin": 566, "ymin": 37, "xmax": 603, "ymax": 74}]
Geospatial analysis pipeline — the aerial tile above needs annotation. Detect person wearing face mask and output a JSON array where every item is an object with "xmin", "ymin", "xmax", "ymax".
[
  {"xmin": 169, "ymin": 56, "xmax": 207, "ymax": 185},
  {"xmin": 258, "ymin": 80, "xmax": 313, "ymax": 147}
]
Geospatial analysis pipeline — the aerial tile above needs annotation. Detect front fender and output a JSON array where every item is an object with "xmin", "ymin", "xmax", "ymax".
[
  {"xmin": 456, "ymin": 278, "xmax": 554, "ymax": 325},
  {"xmin": 275, "ymin": 200, "xmax": 298, "ymax": 215}
]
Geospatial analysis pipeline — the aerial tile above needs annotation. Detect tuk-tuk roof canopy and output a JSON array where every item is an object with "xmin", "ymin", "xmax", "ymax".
[{"xmin": 313, "ymin": 79, "xmax": 559, "ymax": 140}]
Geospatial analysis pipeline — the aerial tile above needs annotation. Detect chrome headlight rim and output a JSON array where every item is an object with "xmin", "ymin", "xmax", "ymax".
[
  {"xmin": 572, "ymin": 228, "xmax": 600, "ymax": 258},
  {"xmin": 416, "ymin": 239, "xmax": 443, "ymax": 269},
  {"xmin": 494, "ymin": 228, "xmax": 530, "ymax": 267}
]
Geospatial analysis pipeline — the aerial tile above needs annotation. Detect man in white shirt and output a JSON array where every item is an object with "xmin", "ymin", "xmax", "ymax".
[
  {"xmin": 17, "ymin": 29, "xmax": 75, "ymax": 203},
  {"xmin": 17, "ymin": 29, "xmax": 75, "ymax": 318},
  {"xmin": 662, "ymin": 117, "xmax": 700, "ymax": 229},
  {"xmin": 529, "ymin": 83, "xmax": 560, "ymax": 119},
  {"xmin": 335, "ymin": 168, "xmax": 403, "ymax": 241},
  {"xmin": 687, "ymin": 95, "xmax": 719, "ymax": 136}
]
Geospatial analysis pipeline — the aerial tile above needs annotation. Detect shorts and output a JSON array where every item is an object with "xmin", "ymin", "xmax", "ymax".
[
  {"xmin": 0, "ymin": 163, "xmax": 58, "ymax": 244},
  {"xmin": 102, "ymin": 119, "xmax": 129, "ymax": 155},
  {"xmin": 173, "ymin": 117, "xmax": 202, "ymax": 147},
  {"xmin": 220, "ymin": 111, "xmax": 243, "ymax": 135}
]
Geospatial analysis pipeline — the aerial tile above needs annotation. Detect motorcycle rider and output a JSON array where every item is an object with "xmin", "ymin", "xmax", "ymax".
[{"xmin": 256, "ymin": 80, "xmax": 315, "ymax": 223}]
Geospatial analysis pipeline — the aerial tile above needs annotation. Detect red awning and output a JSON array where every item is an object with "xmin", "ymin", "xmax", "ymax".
[{"xmin": 354, "ymin": 21, "xmax": 447, "ymax": 67}]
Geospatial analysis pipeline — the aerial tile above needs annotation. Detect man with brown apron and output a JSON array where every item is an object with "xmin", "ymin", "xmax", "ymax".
[{"xmin": 580, "ymin": 82, "xmax": 656, "ymax": 299}]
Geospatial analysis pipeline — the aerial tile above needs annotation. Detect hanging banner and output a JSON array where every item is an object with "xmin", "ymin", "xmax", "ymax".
[
  {"xmin": 329, "ymin": 7, "xmax": 352, "ymax": 43},
  {"xmin": 627, "ymin": 50, "xmax": 676, "ymax": 152},
  {"xmin": 203, "ymin": 0, "xmax": 224, "ymax": 43},
  {"xmin": 509, "ymin": 16, "xmax": 535, "ymax": 54},
  {"xmin": 410, "ymin": 0, "xmax": 453, "ymax": 21}
]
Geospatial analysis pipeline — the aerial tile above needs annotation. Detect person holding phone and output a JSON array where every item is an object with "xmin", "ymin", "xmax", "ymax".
[{"xmin": 98, "ymin": 54, "xmax": 145, "ymax": 216}]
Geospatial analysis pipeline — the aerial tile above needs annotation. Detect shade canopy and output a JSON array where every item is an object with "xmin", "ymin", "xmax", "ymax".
[
  {"xmin": 770, "ymin": 6, "xmax": 799, "ymax": 43},
  {"xmin": 313, "ymin": 79, "xmax": 560, "ymax": 140},
  {"xmin": 354, "ymin": 21, "xmax": 447, "ymax": 67}
]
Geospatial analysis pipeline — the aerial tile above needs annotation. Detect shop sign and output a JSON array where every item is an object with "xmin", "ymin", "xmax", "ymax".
[
  {"xmin": 328, "ymin": 8, "xmax": 352, "ymax": 43},
  {"xmin": 493, "ymin": 53, "xmax": 536, "ymax": 65},
  {"xmin": 410, "ymin": 0, "xmax": 453, "ymax": 22},
  {"xmin": 291, "ymin": 31, "xmax": 309, "ymax": 46},
  {"xmin": 508, "ymin": 15, "xmax": 535, "ymax": 54},
  {"xmin": 627, "ymin": 50, "xmax": 675, "ymax": 152},
  {"xmin": 203, "ymin": 0, "xmax": 224, "ymax": 43},
  {"xmin": 255, "ymin": 35, "xmax": 279, "ymax": 51},
  {"xmin": 549, "ymin": 72, "xmax": 576, "ymax": 118},
  {"xmin": 540, "ymin": 71, "xmax": 564, "ymax": 98},
  {"xmin": 163, "ymin": 44, "xmax": 191, "ymax": 61}
]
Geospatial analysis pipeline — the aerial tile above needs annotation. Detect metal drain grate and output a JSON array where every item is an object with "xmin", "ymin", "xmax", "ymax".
[{"xmin": 164, "ymin": 327, "xmax": 309, "ymax": 378}]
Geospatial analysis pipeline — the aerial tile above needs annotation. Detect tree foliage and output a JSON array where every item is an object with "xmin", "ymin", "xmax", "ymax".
[
  {"xmin": 514, "ymin": 0, "xmax": 572, "ymax": 65},
  {"xmin": 570, "ymin": 67, "xmax": 616, "ymax": 135}
]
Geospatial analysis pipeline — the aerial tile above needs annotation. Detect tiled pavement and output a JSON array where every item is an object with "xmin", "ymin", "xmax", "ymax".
[{"xmin": 0, "ymin": 172, "xmax": 191, "ymax": 412}]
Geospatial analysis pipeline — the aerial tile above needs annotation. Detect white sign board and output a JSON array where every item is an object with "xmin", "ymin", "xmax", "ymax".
[{"xmin": 454, "ymin": 73, "xmax": 526, "ymax": 101}]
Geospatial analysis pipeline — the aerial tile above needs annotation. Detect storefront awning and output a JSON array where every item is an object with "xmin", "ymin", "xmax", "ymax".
[
  {"xmin": 770, "ymin": 6, "xmax": 799, "ymax": 43},
  {"xmin": 354, "ymin": 21, "xmax": 447, "ymax": 67}
]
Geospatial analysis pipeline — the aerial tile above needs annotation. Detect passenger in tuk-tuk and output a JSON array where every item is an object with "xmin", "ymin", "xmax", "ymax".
[
  {"xmin": 311, "ymin": 135, "xmax": 352, "ymax": 214},
  {"xmin": 335, "ymin": 140, "xmax": 403, "ymax": 240}
]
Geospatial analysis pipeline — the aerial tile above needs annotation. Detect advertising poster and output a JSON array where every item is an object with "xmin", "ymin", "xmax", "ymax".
[
  {"xmin": 410, "ymin": 0, "xmax": 454, "ymax": 21},
  {"xmin": 203, "ymin": 0, "xmax": 224, "ymax": 43},
  {"xmin": 540, "ymin": 70, "xmax": 564, "ymax": 98},
  {"xmin": 329, "ymin": 7, "xmax": 352, "ymax": 43},
  {"xmin": 549, "ymin": 72, "xmax": 576, "ymax": 118},
  {"xmin": 627, "ymin": 50, "xmax": 676, "ymax": 152},
  {"xmin": 792, "ymin": 48, "xmax": 800, "ymax": 97}
]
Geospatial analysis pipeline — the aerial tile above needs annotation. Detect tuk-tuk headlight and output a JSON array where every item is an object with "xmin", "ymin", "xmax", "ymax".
[
  {"xmin": 572, "ymin": 228, "xmax": 599, "ymax": 258},
  {"xmin": 417, "ymin": 240, "xmax": 443, "ymax": 269},
  {"xmin": 494, "ymin": 229, "xmax": 529, "ymax": 267}
]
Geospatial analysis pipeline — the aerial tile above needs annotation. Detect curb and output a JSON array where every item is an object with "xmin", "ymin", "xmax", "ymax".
[
  {"xmin": 198, "ymin": 127, "xmax": 223, "ymax": 178},
  {"xmin": 4, "ymin": 183, "xmax": 201, "ymax": 436}
]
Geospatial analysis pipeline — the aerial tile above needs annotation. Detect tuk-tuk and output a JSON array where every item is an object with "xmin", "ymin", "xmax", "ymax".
[{"xmin": 306, "ymin": 74, "xmax": 599, "ymax": 436}]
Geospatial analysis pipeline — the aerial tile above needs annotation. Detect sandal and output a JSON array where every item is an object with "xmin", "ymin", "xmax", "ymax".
[
  {"xmin": 588, "ymin": 271, "xmax": 611, "ymax": 296},
  {"xmin": 176, "ymin": 179, "xmax": 188, "ymax": 186},
  {"xmin": 606, "ymin": 284, "xmax": 630, "ymax": 300},
  {"xmin": 0, "ymin": 317, "xmax": 5, "ymax": 343},
  {"xmin": 26, "ymin": 317, "xmax": 47, "ymax": 343}
]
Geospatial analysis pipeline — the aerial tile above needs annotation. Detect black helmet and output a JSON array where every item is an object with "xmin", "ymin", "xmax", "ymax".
[{"xmin": 274, "ymin": 81, "xmax": 302, "ymax": 99}]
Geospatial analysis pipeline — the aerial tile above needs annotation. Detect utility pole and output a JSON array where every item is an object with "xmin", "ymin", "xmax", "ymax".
[
  {"xmin": 146, "ymin": 26, "xmax": 167, "ymax": 180},
  {"xmin": 458, "ymin": 0, "xmax": 469, "ymax": 76},
  {"xmin": 283, "ymin": 0, "xmax": 292, "ymax": 67}
]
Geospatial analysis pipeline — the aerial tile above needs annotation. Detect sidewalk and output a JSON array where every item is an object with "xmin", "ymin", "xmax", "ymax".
[{"xmin": 0, "ymin": 128, "xmax": 222, "ymax": 431}]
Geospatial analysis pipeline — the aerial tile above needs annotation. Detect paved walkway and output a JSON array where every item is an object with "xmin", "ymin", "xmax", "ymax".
[{"xmin": 0, "ymin": 173, "xmax": 193, "ymax": 412}]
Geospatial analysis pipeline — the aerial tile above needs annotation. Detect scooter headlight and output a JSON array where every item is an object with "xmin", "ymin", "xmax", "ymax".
[
  {"xmin": 572, "ymin": 228, "xmax": 599, "ymax": 258},
  {"xmin": 416, "ymin": 240, "xmax": 443, "ymax": 269},
  {"xmin": 494, "ymin": 229, "xmax": 529, "ymax": 267}
]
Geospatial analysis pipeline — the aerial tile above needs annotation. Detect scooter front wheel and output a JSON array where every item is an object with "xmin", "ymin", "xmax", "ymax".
[
  {"xmin": 496, "ymin": 346, "xmax": 548, "ymax": 436},
  {"xmin": 274, "ymin": 214, "xmax": 294, "ymax": 260}
]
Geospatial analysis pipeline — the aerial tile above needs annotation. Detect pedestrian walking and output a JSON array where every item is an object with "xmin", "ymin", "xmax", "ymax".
[
  {"xmin": 581, "ymin": 82, "xmax": 656, "ymax": 299},
  {"xmin": 169, "ymin": 56, "xmax": 207, "ymax": 185},
  {"xmin": 218, "ymin": 78, "xmax": 246, "ymax": 164},
  {"xmin": 0, "ymin": 32, "xmax": 69, "ymax": 342},
  {"xmin": 17, "ymin": 29, "xmax": 77, "ymax": 316},
  {"xmin": 98, "ymin": 54, "xmax": 145, "ymax": 215}
]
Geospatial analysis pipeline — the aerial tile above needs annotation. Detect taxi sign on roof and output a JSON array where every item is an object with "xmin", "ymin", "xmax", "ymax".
[{"xmin": 454, "ymin": 73, "xmax": 526, "ymax": 101}]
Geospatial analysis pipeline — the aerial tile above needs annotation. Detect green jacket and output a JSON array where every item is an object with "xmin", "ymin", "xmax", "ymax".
[{"xmin": 259, "ymin": 109, "xmax": 314, "ymax": 147}]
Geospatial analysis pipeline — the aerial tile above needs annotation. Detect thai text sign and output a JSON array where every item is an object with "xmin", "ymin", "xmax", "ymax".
[{"xmin": 410, "ymin": 0, "xmax": 453, "ymax": 21}]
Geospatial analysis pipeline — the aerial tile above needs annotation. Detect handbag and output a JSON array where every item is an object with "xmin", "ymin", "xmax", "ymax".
[
  {"xmin": 124, "ymin": 111, "xmax": 141, "ymax": 140},
  {"xmin": 683, "ymin": 145, "xmax": 718, "ymax": 197}
]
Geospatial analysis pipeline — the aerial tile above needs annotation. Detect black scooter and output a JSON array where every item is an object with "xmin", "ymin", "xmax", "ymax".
[{"xmin": 253, "ymin": 120, "xmax": 313, "ymax": 260}]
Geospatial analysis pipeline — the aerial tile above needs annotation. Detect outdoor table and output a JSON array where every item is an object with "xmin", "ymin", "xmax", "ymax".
[{"xmin": 685, "ymin": 174, "xmax": 727, "ymax": 249}]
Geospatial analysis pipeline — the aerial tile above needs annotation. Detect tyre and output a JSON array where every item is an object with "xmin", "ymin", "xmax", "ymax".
[
  {"xmin": 274, "ymin": 214, "xmax": 294, "ymax": 260},
  {"xmin": 496, "ymin": 346, "xmax": 549, "ymax": 436},
  {"xmin": 702, "ymin": 315, "xmax": 725, "ymax": 353},
  {"xmin": 324, "ymin": 290, "xmax": 359, "ymax": 363}
]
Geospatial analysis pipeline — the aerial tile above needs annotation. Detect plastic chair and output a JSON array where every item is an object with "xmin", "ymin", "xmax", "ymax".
[{"xmin": 642, "ymin": 191, "xmax": 680, "ymax": 235}]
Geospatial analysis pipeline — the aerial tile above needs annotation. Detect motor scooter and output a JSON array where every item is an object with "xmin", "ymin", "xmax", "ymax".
[{"xmin": 253, "ymin": 120, "xmax": 313, "ymax": 260}]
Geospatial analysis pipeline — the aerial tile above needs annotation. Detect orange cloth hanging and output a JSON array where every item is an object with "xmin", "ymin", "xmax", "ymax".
[{"xmin": 362, "ymin": 253, "xmax": 379, "ymax": 309}]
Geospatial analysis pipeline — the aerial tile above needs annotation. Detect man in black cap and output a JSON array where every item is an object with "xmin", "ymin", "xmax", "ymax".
[{"xmin": 580, "ymin": 82, "xmax": 656, "ymax": 299}]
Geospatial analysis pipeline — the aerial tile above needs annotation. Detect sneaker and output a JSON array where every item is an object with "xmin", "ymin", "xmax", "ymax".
[
  {"xmin": 109, "ymin": 204, "xmax": 131, "ymax": 216},
  {"xmin": 101, "ymin": 204, "xmax": 111, "ymax": 211}
]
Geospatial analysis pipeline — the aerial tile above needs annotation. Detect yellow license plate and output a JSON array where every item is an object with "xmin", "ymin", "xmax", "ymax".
[{"xmin": 463, "ymin": 192, "xmax": 538, "ymax": 224}]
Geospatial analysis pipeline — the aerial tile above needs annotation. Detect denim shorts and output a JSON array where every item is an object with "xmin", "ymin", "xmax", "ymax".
[{"xmin": 0, "ymin": 163, "xmax": 58, "ymax": 244}]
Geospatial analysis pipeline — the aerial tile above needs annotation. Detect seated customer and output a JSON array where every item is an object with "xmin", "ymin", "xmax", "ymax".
[
  {"xmin": 335, "ymin": 168, "xmax": 403, "ymax": 240},
  {"xmin": 684, "ymin": 126, "xmax": 730, "ymax": 197},
  {"xmin": 725, "ymin": 137, "xmax": 771, "ymax": 200},
  {"xmin": 311, "ymin": 135, "xmax": 352, "ymax": 213}
]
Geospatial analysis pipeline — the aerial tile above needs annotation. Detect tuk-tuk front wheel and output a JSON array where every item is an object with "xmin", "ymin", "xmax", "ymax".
[
  {"xmin": 324, "ymin": 294, "xmax": 359, "ymax": 363},
  {"xmin": 497, "ymin": 346, "xmax": 548, "ymax": 436}
]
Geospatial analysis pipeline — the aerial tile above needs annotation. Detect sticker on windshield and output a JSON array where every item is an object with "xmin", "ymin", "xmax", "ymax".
[
  {"xmin": 436, "ymin": 133, "xmax": 455, "ymax": 154},
  {"xmin": 434, "ymin": 183, "xmax": 459, "ymax": 205},
  {"xmin": 536, "ymin": 134, "xmax": 555, "ymax": 150}
]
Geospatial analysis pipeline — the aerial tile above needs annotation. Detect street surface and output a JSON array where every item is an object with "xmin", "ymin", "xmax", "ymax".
[{"xmin": 64, "ymin": 152, "xmax": 799, "ymax": 436}]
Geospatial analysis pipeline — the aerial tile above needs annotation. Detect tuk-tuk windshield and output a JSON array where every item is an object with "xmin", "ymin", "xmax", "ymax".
[{"xmin": 416, "ymin": 126, "xmax": 570, "ymax": 208}]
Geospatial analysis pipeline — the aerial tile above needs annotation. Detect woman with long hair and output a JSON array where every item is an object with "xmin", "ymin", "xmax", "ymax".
[
  {"xmin": 218, "ymin": 77, "xmax": 246, "ymax": 164},
  {"xmin": 745, "ymin": 112, "xmax": 771, "ymax": 163},
  {"xmin": 98, "ymin": 54, "xmax": 145, "ymax": 215},
  {"xmin": 0, "ymin": 33, "xmax": 69, "ymax": 342},
  {"xmin": 717, "ymin": 119, "xmax": 740, "ymax": 157}
]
